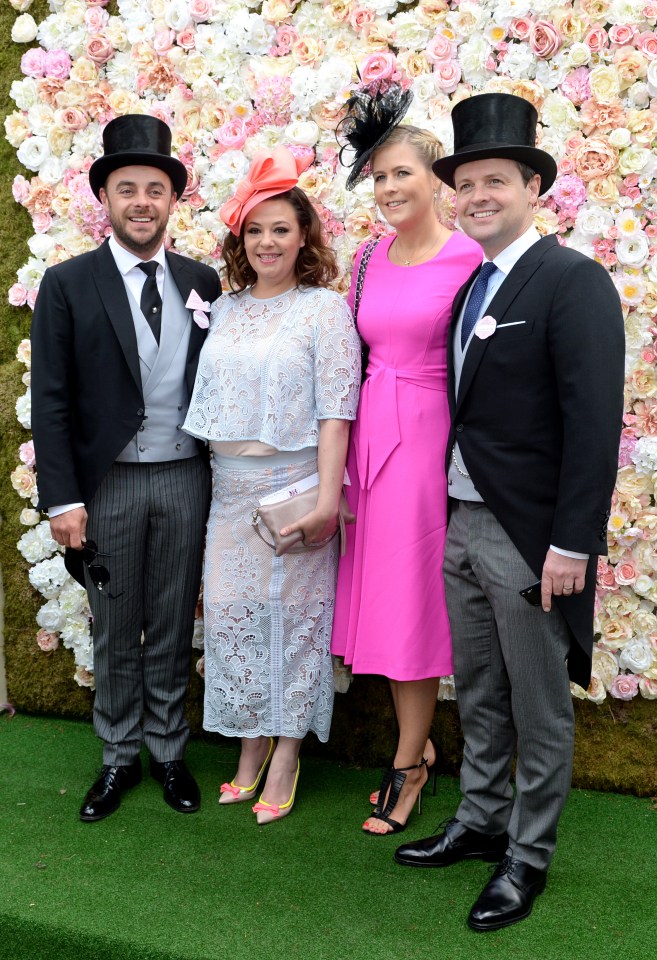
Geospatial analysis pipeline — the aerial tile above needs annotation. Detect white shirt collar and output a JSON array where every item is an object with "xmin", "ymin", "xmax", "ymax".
[
  {"xmin": 486, "ymin": 226, "xmax": 541, "ymax": 277},
  {"xmin": 108, "ymin": 234, "xmax": 167, "ymax": 277}
]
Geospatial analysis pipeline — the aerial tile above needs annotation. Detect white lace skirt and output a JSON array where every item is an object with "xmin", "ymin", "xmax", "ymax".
[{"xmin": 202, "ymin": 447, "xmax": 336, "ymax": 742}]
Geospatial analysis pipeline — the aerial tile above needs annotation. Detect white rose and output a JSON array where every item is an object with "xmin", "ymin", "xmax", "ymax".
[
  {"xmin": 11, "ymin": 13, "xmax": 38, "ymax": 42},
  {"xmin": 15, "ymin": 392, "xmax": 31, "ymax": 429},
  {"xmin": 608, "ymin": 128, "xmax": 632, "ymax": 149},
  {"xmin": 17, "ymin": 256, "xmax": 46, "ymax": 289},
  {"xmin": 17, "ymin": 521, "xmax": 59, "ymax": 564},
  {"xmin": 164, "ymin": 0, "xmax": 192, "ymax": 31},
  {"xmin": 646, "ymin": 60, "xmax": 657, "ymax": 96},
  {"xmin": 607, "ymin": 0, "xmax": 649, "ymax": 26},
  {"xmin": 567, "ymin": 42, "xmax": 591, "ymax": 68},
  {"xmin": 57, "ymin": 581, "xmax": 89, "ymax": 617},
  {"xmin": 10, "ymin": 77, "xmax": 40, "ymax": 111},
  {"xmin": 627, "ymin": 81, "xmax": 650, "ymax": 109},
  {"xmin": 285, "ymin": 120, "xmax": 320, "ymax": 147},
  {"xmin": 586, "ymin": 676, "xmax": 607, "ymax": 703},
  {"xmin": 10, "ymin": 0, "xmax": 35, "ymax": 12},
  {"xmin": 36, "ymin": 599, "xmax": 65, "ymax": 633},
  {"xmin": 591, "ymin": 647, "xmax": 620, "ymax": 690},
  {"xmin": 28, "ymin": 234, "xmax": 57, "ymax": 260},
  {"xmin": 105, "ymin": 17, "xmax": 129, "ymax": 50},
  {"xmin": 541, "ymin": 92, "xmax": 579, "ymax": 138},
  {"xmin": 17, "ymin": 136, "xmax": 51, "ymax": 172},
  {"xmin": 616, "ymin": 234, "xmax": 650, "ymax": 268},
  {"xmin": 565, "ymin": 230, "xmax": 595, "ymax": 258},
  {"xmin": 20, "ymin": 508, "xmax": 41, "ymax": 526},
  {"xmin": 618, "ymin": 145, "xmax": 651, "ymax": 177},
  {"xmin": 575, "ymin": 203, "xmax": 614, "ymax": 237},
  {"xmin": 391, "ymin": 12, "xmax": 432, "ymax": 51},
  {"xmin": 619, "ymin": 637, "xmax": 655, "ymax": 673},
  {"xmin": 459, "ymin": 35, "xmax": 493, "ymax": 86},
  {"xmin": 634, "ymin": 575, "xmax": 655, "ymax": 596}
]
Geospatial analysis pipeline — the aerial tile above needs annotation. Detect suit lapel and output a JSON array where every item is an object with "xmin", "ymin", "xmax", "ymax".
[
  {"xmin": 92, "ymin": 240, "xmax": 142, "ymax": 391},
  {"xmin": 166, "ymin": 251, "xmax": 206, "ymax": 362},
  {"xmin": 455, "ymin": 236, "xmax": 556, "ymax": 413}
]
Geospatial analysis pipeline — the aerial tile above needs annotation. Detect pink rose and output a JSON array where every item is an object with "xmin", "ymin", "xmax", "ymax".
[
  {"xmin": 615, "ymin": 561, "xmax": 638, "ymax": 585},
  {"xmin": 426, "ymin": 33, "xmax": 455, "ymax": 64},
  {"xmin": 19, "ymin": 440, "xmax": 35, "ymax": 466},
  {"xmin": 529, "ymin": 20, "xmax": 561, "ymax": 59},
  {"xmin": 434, "ymin": 60, "xmax": 462, "ymax": 94},
  {"xmin": 360, "ymin": 53, "xmax": 397, "ymax": 83},
  {"xmin": 176, "ymin": 28, "xmax": 196, "ymax": 50},
  {"xmin": 21, "ymin": 48, "xmax": 46, "ymax": 78},
  {"xmin": 58, "ymin": 107, "xmax": 89, "ymax": 132},
  {"xmin": 215, "ymin": 118, "xmax": 247, "ymax": 150},
  {"xmin": 584, "ymin": 25, "xmax": 608, "ymax": 53},
  {"xmin": 44, "ymin": 50, "xmax": 72, "ymax": 79},
  {"xmin": 37, "ymin": 628, "xmax": 59, "ymax": 653},
  {"xmin": 8, "ymin": 283, "xmax": 28, "ymax": 307},
  {"xmin": 189, "ymin": 0, "xmax": 213, "ymax": 22},
  {"xmin": 350, "ymin": 7, "xmax": 376, "ymax": 32},
  {"xmin": 636, "ymin": 31, "xmax": 657, "ymax": 59},
  {"xmin": 85, "ymin": 7, "xmax": 109, "ymax": 32},
  {"xmin": 508, "ymin": 17, "xmax": 533, "ymax": 41},
  {"xmin": 154, "ymin": 29, "xmax": 176, "ymax": 54},
  {"xmin": 86, "ymin": 34, "xmax": 114, "ymax": 65},
  {"xmin": 274, "ymin": 24, "xmax": 298, "ymax": 54},
  {"xmin": 33, "ymin": 211, "xmax": 53, "ymax": 233},
  {"xmin": 12, "ymin": 175, "xmax": 30, "ymax": 204},
  {"xmin": 610, "ymin": 674, "xmax": 640, "ymax": 700},
  {"xmin": 608, "ymin": 24, "xmax": 637, "ymax": 45},
  {"xmin": 27, "ymin": 288, "xmax": 38, "ymax": 309}
]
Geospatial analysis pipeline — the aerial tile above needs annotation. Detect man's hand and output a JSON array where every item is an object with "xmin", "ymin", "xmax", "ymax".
[
  {"xmin": 49, "ymin": 506, "xmax": 88, "ymax": 550},
  {"xmin": 541, "ymin": 549, "xmax": 587, "ymax": 612}
]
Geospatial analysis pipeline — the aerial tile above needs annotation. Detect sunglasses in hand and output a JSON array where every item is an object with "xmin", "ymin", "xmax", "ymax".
[{"xmin": 80, "ymin": 540, "xmax": 124, "ymax": 599}]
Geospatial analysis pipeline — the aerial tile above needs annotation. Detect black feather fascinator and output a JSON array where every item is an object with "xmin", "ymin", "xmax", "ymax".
[{"xmin": 337, "ymin": 83, "xmax": 413, "ymax": 190}]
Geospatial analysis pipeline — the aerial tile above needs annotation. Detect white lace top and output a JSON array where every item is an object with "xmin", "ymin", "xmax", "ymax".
[{"xmin": 183, "ymin": 286, "xmax": 361, "ymax": 449}]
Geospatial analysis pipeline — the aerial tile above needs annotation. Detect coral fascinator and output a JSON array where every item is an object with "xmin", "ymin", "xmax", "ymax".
[{"xmin": 219, "ymin": 146, "xmax": 313, "ymax": 235}]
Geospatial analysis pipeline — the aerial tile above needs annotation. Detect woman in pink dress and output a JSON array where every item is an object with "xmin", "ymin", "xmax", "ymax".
[{"xmin": 333, "ymin": 86, "xmax": 482, "ymax": 834}]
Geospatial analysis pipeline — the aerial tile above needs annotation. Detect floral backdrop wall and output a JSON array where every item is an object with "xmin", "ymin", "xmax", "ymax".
[{"xmin": 6, "ymin": 0, "xmax": 657, "ymax": 704}]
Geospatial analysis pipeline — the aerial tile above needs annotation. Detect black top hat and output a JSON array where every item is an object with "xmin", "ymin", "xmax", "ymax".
[
  {"xmin": 89, "ymin": 115, "xmax": 188, "ymax": 200},
  {"xmin": 432, "ymin": 93, "xmax": 557, "ymax": 195}
]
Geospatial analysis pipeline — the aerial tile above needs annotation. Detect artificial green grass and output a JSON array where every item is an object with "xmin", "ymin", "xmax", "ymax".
[{"xmin": 0, "ymin": 714, "xmax": 655, "ymax": 960}]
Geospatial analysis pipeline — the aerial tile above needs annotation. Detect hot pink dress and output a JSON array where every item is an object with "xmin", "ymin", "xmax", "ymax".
[{"xmin": 332, "ymin": 232, "xmax": 482, "ymax": 680}]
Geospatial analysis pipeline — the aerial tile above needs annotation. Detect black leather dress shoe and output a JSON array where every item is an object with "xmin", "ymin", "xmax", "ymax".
[
  {"xmin": 79, "ymin": 760, "xmax": 142, "ymax": 822},
  {"xmin": 150, "ymin": 759, "xmax": 200, "ymax": 813},
  {"xmin": 394, "ymin": 817, "xmax": 509, "ymax": 867},
  {"xmin": 468, "ymin": 856, "xmax": 547, "ymax": 931}
]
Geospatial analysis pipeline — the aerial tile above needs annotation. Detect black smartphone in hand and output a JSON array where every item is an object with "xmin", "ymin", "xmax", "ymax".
[{"xmin": 519, "ymin": 580, "xmax": 542, "ymax": 606}]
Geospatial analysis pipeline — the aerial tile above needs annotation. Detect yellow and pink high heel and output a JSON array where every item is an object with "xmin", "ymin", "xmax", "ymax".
[
  {"xmin": 218, "ymin": 737, "xmax": 274, "ymax": 805},
  {"xmin": 252, "ymin": 760, "xmax": 300, "ymax": 825}
]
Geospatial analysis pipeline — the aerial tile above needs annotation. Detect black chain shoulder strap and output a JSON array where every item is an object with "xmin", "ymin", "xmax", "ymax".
[
  {"xmin": 352, "ymin": 237, "xmax": 380, "ymax": 381},
  {"xmin": 352, "ymin": 236, "xmax": 380, "ymax": 328}
]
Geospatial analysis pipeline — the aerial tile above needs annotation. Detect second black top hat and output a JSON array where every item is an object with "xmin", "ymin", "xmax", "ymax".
[{"xmin": 89, "ymin": 115, "xmax": 188, "ymax": 200}]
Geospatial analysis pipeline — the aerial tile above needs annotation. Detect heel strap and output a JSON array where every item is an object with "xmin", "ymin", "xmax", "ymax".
[{"xmin": 392, "ymin": 757, "xmax": 429, "ymax": 775}]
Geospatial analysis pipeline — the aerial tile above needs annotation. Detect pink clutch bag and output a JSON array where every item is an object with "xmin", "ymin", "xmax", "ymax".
[{"xmin": 251, "ymin": 487, "xmax": 355, "ymax": 557}]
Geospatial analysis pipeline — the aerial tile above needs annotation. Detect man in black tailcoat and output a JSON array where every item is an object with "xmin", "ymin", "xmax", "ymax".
[
  {"xmin": 31, "ymin": 115, "xmax": 220, "ymax": 821},
  {"xmin": 395, "ymin": 93, "xmax": 624, "ymax": 931}
]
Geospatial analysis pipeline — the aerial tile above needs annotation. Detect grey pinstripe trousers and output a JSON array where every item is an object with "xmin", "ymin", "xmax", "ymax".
[
  {"xmin": 444, "ymin": 500, "xmax": 575, "ymax": 870},
  {"xmin": 84, "ymin": 457, "xmax": 210, "ymax": 765}
]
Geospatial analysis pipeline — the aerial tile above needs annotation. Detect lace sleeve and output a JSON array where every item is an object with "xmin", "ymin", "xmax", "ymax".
[{"xmin": 312, "ymin": 290, "xmax": 361, "ymax": 421}]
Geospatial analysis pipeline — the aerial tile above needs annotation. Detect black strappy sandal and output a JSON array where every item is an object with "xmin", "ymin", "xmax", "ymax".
[{"xmin": 363, "ymin": 757, "xmax": 430, "ymax": 835}]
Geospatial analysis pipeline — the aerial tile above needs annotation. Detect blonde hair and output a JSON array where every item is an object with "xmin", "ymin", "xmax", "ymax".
[{"xmin": 372, "ymin": 124, "xmax": 445, "ymax": 171}]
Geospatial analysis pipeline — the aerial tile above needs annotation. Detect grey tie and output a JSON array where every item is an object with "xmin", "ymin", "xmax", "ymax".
[
  {"xmin": 461, "ymin": 261, "xmax": 497, "ymax": 349},
  {"xmin": 138, "ymin": 261, "xmax": 162, "ymax": 344}
]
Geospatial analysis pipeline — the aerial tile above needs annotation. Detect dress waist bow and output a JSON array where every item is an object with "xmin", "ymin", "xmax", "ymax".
[{"xmin": 356, "ymin": 359, "xmax": 447, "ymax": 490}]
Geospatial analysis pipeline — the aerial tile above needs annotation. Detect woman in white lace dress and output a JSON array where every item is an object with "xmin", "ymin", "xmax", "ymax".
[{"xmin": 184, "ymin": 147, "xmax": 361, "ymax": 823}]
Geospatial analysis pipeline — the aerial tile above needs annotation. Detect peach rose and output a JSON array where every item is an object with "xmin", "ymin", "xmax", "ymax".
[
  {"xmin": 56, "ymin": 107, "xmax": 88, "ymax": 132},
  {"xmin": 37, "ymin": 628, "xmax": 59, "ymax": 652},
  {"xmin": 508, "ymin": 18, "xmax": 533, "ymax": 41},
  {"xmin": 292, "ymin": 37, "xmax": 325, "ymax": 66},
  {"xmin": 573, "ymin": 137, "xmax": 618, "ymax": 181},
  {"xmin": 350, "ymin": 6, "xmax": 376, "ymax": 32}
]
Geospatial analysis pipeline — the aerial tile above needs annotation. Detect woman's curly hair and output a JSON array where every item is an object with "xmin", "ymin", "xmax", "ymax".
[{"xmin": 222, "ymin": 187, "xmax": 338, "ymax": 293}]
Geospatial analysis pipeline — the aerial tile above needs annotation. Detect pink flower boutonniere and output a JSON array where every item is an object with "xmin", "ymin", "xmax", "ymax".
[{"xmin": 186, "ymin": 289, "xmax": 211, "ymax": 329}]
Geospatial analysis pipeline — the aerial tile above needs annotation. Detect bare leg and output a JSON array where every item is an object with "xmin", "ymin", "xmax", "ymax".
[
  {"xmin": 231, "ymin": 736, "xmax": 272, "ymax": 787},
  {"xmin": 364, "ymin": 677, "xmax": 440, "ymax": 834},
  {"xmin": 258, "ymin": 736, "xmax": 302, "ymax": 807}
]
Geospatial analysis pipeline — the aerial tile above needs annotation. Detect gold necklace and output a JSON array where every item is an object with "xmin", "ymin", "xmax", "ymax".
[{"xmin": 394, "ymin": 235, "xmax": 442, "ymax": 266}]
